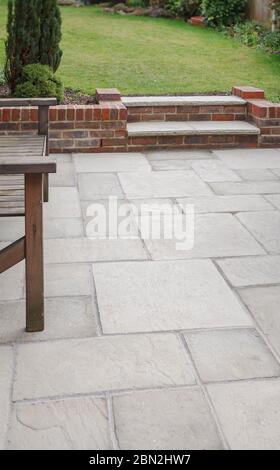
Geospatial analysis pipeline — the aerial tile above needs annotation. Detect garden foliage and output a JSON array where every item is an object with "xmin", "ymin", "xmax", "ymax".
[
  {"xmin": 5, "ymin": 0, "xmax": 62, "ymax": 93},
  {"xmin": 201, "ymin": 0, "xmax": 247, "ymax": 28},
  {"xmin": 14, "ymin": 63, "xmax": 64, "ymax": 102}
]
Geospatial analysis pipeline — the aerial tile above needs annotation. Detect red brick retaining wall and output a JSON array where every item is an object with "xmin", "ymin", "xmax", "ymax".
[
  {"xmin": 0, "ymin": 88, "xmax": 128, "ymax": 153},
  {"xmin": 233, "ymin": 86, "xmax": 280, "ymax": 148},
  {"xmin": 127, "ymin": 104, "xmax": 247, "ymax": 123},
  {"xmin": 0, "ymin": 86, "xmax": 280, "ymax": 151}
]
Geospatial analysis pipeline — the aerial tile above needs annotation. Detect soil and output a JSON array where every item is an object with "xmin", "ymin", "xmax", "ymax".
[
  {"xmin": 0, "ymin": 85, "xmax": 230, "ymax": 103},
  {"xmin": 0, "ymin": 86, "xmax": 97, "ymax": 105}
]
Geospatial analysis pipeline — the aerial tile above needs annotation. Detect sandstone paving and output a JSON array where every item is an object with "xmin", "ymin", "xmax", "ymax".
[{"xmin": 2, "ymin": 149, "xmax": 280, "ymax": 450}]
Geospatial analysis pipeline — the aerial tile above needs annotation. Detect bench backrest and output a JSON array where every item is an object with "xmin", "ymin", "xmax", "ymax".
[{"xmin": 0, "ymin": 98, "xmax": 57, "ymax": 149}]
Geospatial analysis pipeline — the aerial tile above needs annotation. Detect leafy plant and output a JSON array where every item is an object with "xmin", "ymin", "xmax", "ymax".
[
  {"xmin": 232, "ymin": 21, "xmax": 280, "ymax": 53},
  {"xmin": 233, "ymin": 21, "xmax": 267, "ymax": 47},
  {"xmin": 260, "ymin": 31, "xmax": 280, "ymax": 52},
  {"xmin": 5, "ymin": 0, "xmax": 63, "ymax": 94},
  {"xmin": 202, "ymin": 0, "xmax": 247, "ymax": 28},
  {"xmin": 14, "ymin": 63, "xmax": 64, "ymax": 102},
  {"xmin": 166, "ymin": 0, "xmax": 201, "ymax": 18}
]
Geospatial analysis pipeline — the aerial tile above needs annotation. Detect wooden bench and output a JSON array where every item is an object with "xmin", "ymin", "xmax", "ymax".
[
  {"xmin": 0, "ymin": 98, "xmax": 56, "ymax": 215},
  {"xmin": 0, "ymin": 98, "xmax": 57, "ymax": 332},
  {"xmin": 0, "ymin": 157, "xmax": 56, "ymax": 332}
]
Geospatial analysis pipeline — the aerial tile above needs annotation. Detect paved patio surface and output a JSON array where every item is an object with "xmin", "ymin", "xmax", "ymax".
[{"xmin": 1, "ymin": 148, "xmax": 280, "ymax": 450}]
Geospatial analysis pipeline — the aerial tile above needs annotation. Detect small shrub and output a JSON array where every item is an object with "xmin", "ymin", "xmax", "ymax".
[
  {"xmin": 166, "ymin": 0, "xmax": 201, "ymax": 18},
  {"xmin": 202, "ymin": 0, "xmax": 247, "ymax": 28},
  {"xmin": 15, "ymin": 64, "xmax": 64, "ymax": 103},
  {"xmin": 260, "ymin": 31, "xmax": 280, "ymax": 53},
  {"xmin": 233, "ymin": 21, "xmax": 267, "ymax": 47},
  {"xmin": 166, "ymin": 0, "xmax": 182, "ymax": 16},
  {"xmin": 232, "ymin": 21, "xmax": 280, "ymax": 53}
]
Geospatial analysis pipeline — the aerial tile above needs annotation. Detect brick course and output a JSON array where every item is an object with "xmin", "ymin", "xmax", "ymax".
[{"xmin": 127, "ymin": 104, "xmax": 247, "ymax": 123}]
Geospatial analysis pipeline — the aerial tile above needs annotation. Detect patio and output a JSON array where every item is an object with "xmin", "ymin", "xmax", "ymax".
[{"xmin": 1, "ymin": 147, "xmax": 280, "ymax": 450}]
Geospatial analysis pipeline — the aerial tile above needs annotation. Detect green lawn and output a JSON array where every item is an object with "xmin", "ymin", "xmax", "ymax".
[{"xmin": 0, "ymin": 1, "xmax": 280, "ymax": 99}]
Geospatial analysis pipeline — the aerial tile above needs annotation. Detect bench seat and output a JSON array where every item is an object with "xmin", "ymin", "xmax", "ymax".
[{"xmin": 0, "ymin": 135, "xmax": 45, "ymax": 216}]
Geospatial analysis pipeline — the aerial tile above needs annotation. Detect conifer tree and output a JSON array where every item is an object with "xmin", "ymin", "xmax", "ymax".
[
  {"xmin": 5, "ymin": 0, "xmax": 63, "ymax": 93},
  {"xmin": 5, "ymin": 0, "xmax": 40, "ymax": 92},
  {"xmin": 38, "ymin": 0, "xmax": 63, "ymax": 72}
]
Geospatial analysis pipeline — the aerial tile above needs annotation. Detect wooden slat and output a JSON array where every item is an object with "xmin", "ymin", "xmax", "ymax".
[
  {"xmin": 0, "ymin": 237, "xmax": 25, "ymax": 273},
  {"xmin": 0, "ymin": 208, "xmax": 24, "ymax": 216},
  {"xmin": 0, "ymin": 135, "xmax": 48, "ymax": 217}
]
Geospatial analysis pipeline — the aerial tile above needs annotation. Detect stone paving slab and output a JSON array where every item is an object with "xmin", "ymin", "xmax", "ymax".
[
  {"xmin": 8, "ymin": 397, "xmax": 111, "ymax": 450},
  {"xmin": 217, "ymin": 255, "xmax": 280, "ymax": 287},
  {"xmin": 239, "ymin": 286, "xmax": 280, "ymax": 357},
  {"xmin": 0, "ymin": 346, "xmax": 13, "ymax": 449},
  {"xmin": 14, "ymin": 334, "xmax": 196, "ymax": 400},
  {"xmin": 0, "ymin": 263, "xmax": 24, "ymax": 301},
  {"xmin": 122, "ymin": 95, "xmax": 246, "ymax": 107},
  {"xmin": 128, "ymin": 121, "xmax": 259, "ymax": 137},
  {"xmin": 210, "ymin": 181, "xmax": 280, "ymax": 195},
  {"xmin": 44, "ymin": 264, "xmax": 93, "ymax": 297},
  {"xmin": 0, "ymin": 297, "xmax": 97, "ymax": 344},
  {"xmin": 78, "ymin": 173, "xmax": 124, "ymax": 200},
  {"xmin": 113, "ymin": 387, "xmax": 224, "ymax": 450},
  {"xmin": 146, "ymin": 150, "xmax": 215, "ymax": 161},
  {"xmin": 214, "ymin": 148, "xmax": 280, "ymax": 169},
  {"xmin": 150, "ymin": 160, "xmax": 192, "ymax": 171},
  {"xmin": 44, "ymin": 218, "xmax": 85, "ymax": 239},
  {"xmin": 44, "ymin": 238, "xmax": 147, "ymax": 264},
  {"xmin": 74, "ymin": 153, "xmax": 150, "ymax": 173},
  {"xmin": 51, "ymin": 154, "xmax": 73, "ymax": 163},
  {"xmin": 177, "ymin": 195, "xmax": 274, "ymax": 213},
  {"xmin": 265, "ymin": 194, "xmax": 280, "ymax": 209},
  {"xmin": 237, "ymin": 211, "xmax": 280, "ymax": 253},
  {"xmin": 207, "ymin": 379, "xmax": 280, "ymax": 449},
  {"xmin": 185, "ymin": 329, "xmax": 280, "ymax": 383},
  {"xmin": 49, "ymin": 161, "xmax": 76, "ymax": 187},
  {"xmin": 141, "ymin": 213, "xmax": 264, "ymax": 260},
  {"xmin": 190, "ymin": 160, "xmax": 241, "ymax": 182},
  {"xmin": 0, "ymin": 217, "xmax": 84, "ymax": 241},
  {"xmin": 93, "ymin": 260, "xmax": 252, "ymax": 334},
  {"xmin": 236, "ymin": 169, "xmax": 278, "ymax": 181},
  {"xmin": 44, "ymin": 187, "xmax": 81, "ymax": 218},
  {"xmin": 119, "ymin": 170, "xmax": 212, "ymax": 198}
]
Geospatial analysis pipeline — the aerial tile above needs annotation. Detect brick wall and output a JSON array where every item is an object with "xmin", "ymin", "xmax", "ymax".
[
  {"xmin": 1, "ymin": 86, "xmax": 280, "ymax": 151},
  {"xmin": 127, "ymin": 104, "xmax": 247, "ymax": 123},
  {"xmin": 0, "ymin": 88, "xmax": 128, "ymax": 153},
  {"xmin": 49, "ymin": 102, "xmax": 127, "ymax": 153},
  {"xmin": 233, "ymin": 86, "xmax": 280, "ymax": 148}
]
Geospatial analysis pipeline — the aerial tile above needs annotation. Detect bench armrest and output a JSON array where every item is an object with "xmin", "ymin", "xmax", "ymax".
[
  {"xmin": 0, "ymin": 98, "xmax": 57, "ymax": 107},
  {"xmin": 0, "ymin": 156, "xmax": 56, "ymax": 174}
]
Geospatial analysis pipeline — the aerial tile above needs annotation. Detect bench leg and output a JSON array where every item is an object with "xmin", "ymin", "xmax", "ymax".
[
  {"xmin": 25, "ymin": 173, "xmax": 44, "ymax": 332},
  {"xmin": 43, "ymin": 173, "xmax": 49, "ymax": 202}
]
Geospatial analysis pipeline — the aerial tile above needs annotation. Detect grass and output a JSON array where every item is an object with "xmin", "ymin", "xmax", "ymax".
[{"xmin": 0, "ymin": 1, "xmax": 280, "ymax": 100}]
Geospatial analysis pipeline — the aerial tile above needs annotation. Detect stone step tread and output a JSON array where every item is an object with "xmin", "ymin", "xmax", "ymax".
[
  {"xmin": 128, "ymin": 121, "xmax": 260, "ymax": 137},
  {"xmin": 123, "ymin": 95, "xmax": 246, "ymax": 107}
]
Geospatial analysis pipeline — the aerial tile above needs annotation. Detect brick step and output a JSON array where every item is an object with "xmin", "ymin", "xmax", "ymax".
[
  {"xmin": 127, "ymin": 121, "xmax": 260, "ymax": 151},
  {"xmin": 123, "ymin": 95, "xmax": 247, "ymax": 123},
  {"xmin": 260, "ymin": 135, "xmax": 280, "ymax": 147}
]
